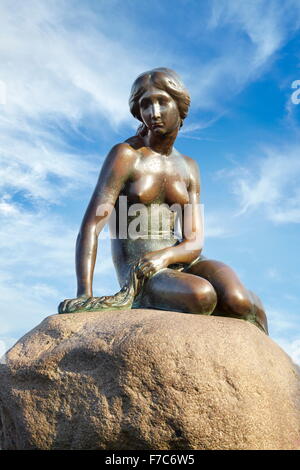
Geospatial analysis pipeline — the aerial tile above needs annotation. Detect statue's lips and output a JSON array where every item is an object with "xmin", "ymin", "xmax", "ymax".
[{"xmin": 151, "ymin": 122, "xmax": 164, "ymax": 129}]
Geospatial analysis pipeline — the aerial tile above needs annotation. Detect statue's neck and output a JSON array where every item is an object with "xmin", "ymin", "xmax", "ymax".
[{"xmin": 144, "ymin": 127, "xmax": 179, "ymax": 156}]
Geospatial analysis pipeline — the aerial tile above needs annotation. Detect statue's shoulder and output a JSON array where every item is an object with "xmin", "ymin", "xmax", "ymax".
[
  {"xmin": 182, "ymin": 153, "xmax": 198, "ymax": 166},
  {"xmin": 124, "ymin": 134, "xmax": 144, "ymax": 150},
  {"xmin": 105, "ymin": 141, "xmax": 139, "ymax": 166},
  {"xmin": 181, "ymin": 154, "xmax": 200, "ymax": 173},
  {"xmin": 105, "ymin": 136, "xmax": 143, "ymax": 163},
  {"xmin": 181, "ymin": 154, "xmax": 200, "ymax": 189}
]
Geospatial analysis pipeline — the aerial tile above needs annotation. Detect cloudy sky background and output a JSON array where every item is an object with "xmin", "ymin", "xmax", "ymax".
[{"xmin": 0, "ymin": 0, "xmax": 300, "ymax": 363}]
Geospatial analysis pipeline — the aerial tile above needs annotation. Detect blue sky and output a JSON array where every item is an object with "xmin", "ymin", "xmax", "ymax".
[{"xmin": 0, "ymin": 0, "xmax": 300, "ymax": 363}]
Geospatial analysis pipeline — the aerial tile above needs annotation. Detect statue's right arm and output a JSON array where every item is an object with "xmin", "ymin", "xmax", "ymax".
[{"xmin": 76, "ymin": 143, "xmax": 136, "ymax": 298}]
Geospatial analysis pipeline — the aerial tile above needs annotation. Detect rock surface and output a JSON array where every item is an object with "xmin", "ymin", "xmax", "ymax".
[{"xmin": 0, "ymin": 309, "xmax": 299, "ymax": 450}]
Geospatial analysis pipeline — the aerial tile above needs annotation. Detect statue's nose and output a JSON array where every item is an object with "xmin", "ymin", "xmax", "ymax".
[{"xmin": 151, "ymin": 102, "xmax": 161, "ymax": 118}]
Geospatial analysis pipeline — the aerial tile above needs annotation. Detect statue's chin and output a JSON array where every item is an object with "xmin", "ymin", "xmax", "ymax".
[{"xmin": 152, "ymin": 126, "xmax": 166, "ymax": 135}]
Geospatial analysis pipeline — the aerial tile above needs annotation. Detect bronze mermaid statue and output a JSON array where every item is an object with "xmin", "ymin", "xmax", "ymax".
[{"xmin": 58, "ymin": 68, "xmax": 268, "ymax": 334}]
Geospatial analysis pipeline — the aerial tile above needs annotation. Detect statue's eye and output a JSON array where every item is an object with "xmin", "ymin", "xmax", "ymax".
[
  {"xmin": 141, "ymin": 99, "xmax": 150, "ymax": 109},
  {"xmin": 159, "ymin": 97, "xmax": 169, "ymax": 106}
]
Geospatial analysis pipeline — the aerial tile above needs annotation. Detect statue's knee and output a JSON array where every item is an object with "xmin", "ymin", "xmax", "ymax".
[
  {"xmin": 221, "ymin": 291, "xmax": 253, "ymax": 318},
  {"xmin": 190, "ymin": 281, "xmax": 217, "ymax": 315}
]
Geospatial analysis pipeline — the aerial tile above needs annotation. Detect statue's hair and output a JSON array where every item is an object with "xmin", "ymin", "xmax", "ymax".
[{"xmin": 129, "ymin": 67, "xmax": 190, "ymax": 136}]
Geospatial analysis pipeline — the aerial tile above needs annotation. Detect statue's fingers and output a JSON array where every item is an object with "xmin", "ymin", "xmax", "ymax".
[
  {"xmin": 137, "ymin": 261, "xmax": 147, "ymax": 271},
  {"xmin": 141, "ymin": 265, "xmax": 154, "ymax": 277},
  {"xmin": 140, "ymin": 261, "xmax": 154, "ymax": 271},
  {"xmin": 138, "ymin": 257, "xmax": 153, "ymax": 266},
  {"xmin": 144, "ymin": 261, "xmax": 154, "ymax": 270},
  {"xmin": 135, "ymin": 264, "xmax": 147, "ymax": 278}
]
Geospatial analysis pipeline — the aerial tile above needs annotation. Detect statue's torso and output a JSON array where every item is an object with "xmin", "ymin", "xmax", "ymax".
[{"xmin": 110, "ymin": 143, "xmax": 192, "ymax": 286}]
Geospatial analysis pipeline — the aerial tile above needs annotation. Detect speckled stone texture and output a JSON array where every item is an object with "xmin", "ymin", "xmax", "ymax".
[{"xmin": 0, "ymin": 309, "xmax": 299, "ymax": 450}]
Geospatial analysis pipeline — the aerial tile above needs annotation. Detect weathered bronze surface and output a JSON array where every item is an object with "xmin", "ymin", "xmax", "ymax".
[{"xmin": 58, "ymin": 68, "xmax": 268, "ymax": 334}]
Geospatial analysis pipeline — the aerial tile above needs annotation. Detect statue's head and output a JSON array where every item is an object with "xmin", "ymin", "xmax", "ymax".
[{"xmin": 129, "ymin": 68, "xmax": 190, "ymax": 136}]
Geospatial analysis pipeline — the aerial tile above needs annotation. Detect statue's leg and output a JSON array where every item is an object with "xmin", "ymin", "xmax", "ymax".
[
  {"xmin": 185, "ymin": 259, "xmax": 268, "ymax": 334},
  {"xmin": 135, "ymin": 268, "xmax": 217, "ymax": 315}
]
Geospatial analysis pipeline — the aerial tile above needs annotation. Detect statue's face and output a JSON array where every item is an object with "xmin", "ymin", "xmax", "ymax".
[{"xmin": 139, "ymin": 86, "xmax": 180, "ymax": 135}]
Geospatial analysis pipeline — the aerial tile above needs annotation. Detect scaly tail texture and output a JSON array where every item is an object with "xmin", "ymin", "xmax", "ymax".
[{"xmin": 58, "ymin": 263, "xmax": 146, "ymax": 314}]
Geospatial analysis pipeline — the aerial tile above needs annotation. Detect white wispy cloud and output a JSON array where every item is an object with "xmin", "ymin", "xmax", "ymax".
[
  {"xmin": 0, "ymin": 0, "xmax": 147, "ymax": 203},
  {"xmin": 0, "ymin": 197, "xmax": 75, "ymax": 274},
  {"xmin": 204, "ymin": 212, "xmax": 233, "ymax": 238},
  {"xmin": 0, "ymin": 0, "xmax": 175, "ymax": 134},
  {"xmin": 0, "ymin": 0, "xmax": 182, "ymax": 208},
  {"xmin": 265, "ymin": 267, "xmax": 282, "ymax": 281},
  {"xmin": 266, "ymin": 307, "xmax": 300, "ymax": 364},
  {"xmin": 0, "ymin": 196, "xmax": 115, "ymax": 282},
  {"xmin": 268, "ymin": 307, "xmax": 299, "ymax": 335},
  {"xmin": 1, "ymin": 0, "xmax": 299, "ymax": 190},
  {"xmin": 0, "ymin": 337, "xmax": 18, "ymax": 362},
  {"xmin": 282, "ymin": 339, "xmax": 300, "ymax": 365},
  {"xmin": 209, "ymin": 0, "xmax": 298, "ymax": 63},
  {"xmin": 220, "ymin": 145, "xmax": 300, "ymax": 224},
  {"xmin": 274, "ymin": 337, "xmax": 300, "ymax": 366},
  {"xmin": 0, "ymin": 132, "xmax": 100, "ymax": 202},
  {"xmin": 0, "ymin": 196, "xmax": 76, "ymax": 339},
  {"xmin": 183, "ymin": 0, "xmax": 300, "ymax": 127},
  {"xmin": 0, "ymin": 196, "xmax": 117, "ymax": 347}
]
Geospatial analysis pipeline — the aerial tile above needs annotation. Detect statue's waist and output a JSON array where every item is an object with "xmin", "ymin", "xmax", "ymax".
[
  {"xmin": 111, "ymin": 204, "xmax": 178, "ymax": 239},
  {"xmin": 111, "ymin": 237, "xmax": 177, "ymax": 283},
  {"xmin": 111, "ymin": 236, "xmax": 178, "ymax": 259}
]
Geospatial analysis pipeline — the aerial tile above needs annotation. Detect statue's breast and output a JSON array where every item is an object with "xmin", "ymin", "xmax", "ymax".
[
  {"xmin": 126, "ymin": 174, "xmax": 163, "ymax": 204},
  {"xmin": 164, "ymin": 178, "xmax": 189, "ymax": 206},
  {"xmin": 123, "ymin": 152, "xmax": 190, "ymax": 206}
]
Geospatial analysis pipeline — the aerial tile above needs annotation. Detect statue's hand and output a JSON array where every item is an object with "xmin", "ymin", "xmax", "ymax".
[
  {"xmin": 136, "ymin": 252, "xmax": 169, "ymax": 279},
  {"xmin": 58, "ymin": 295, "xmax": 89, "ymax": 314}
]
